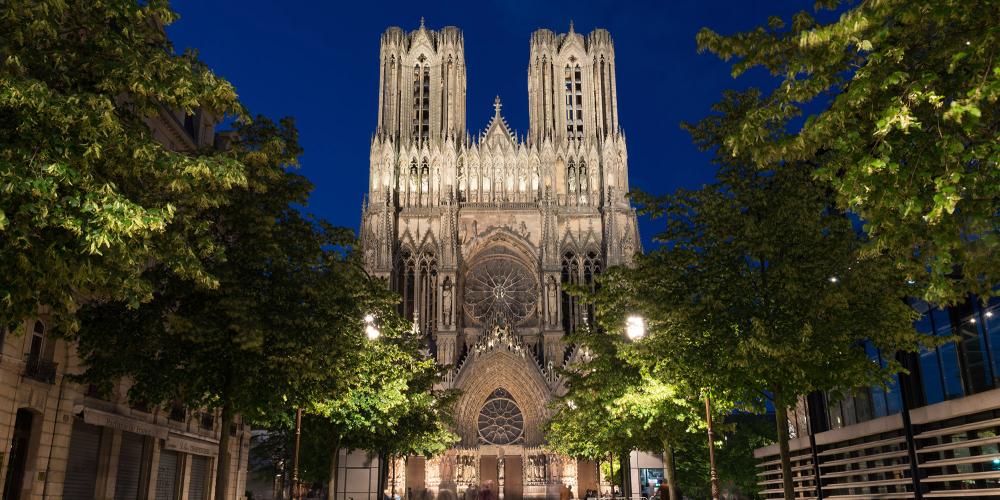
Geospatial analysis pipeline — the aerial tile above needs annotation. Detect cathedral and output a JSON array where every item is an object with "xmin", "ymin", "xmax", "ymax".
[{"xmin": 353, "ymin": 20, "xmax": 649, "ymax": 500}]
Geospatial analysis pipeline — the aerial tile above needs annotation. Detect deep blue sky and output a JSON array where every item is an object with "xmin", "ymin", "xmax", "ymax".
[{"xmin": 167, "ymin": 0, "xmax": 806, "ymax": 245}]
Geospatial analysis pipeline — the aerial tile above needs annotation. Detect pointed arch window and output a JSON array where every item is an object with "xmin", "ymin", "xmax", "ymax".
[
  {"xmin": 561, "ymin": 252, "xmax": 581, "ymax": 334},
  {"xmin": 412, "ymin": 60, "xmax": 430, "ymax": 141},
  {"xmin": 564, "ymin": 64, "xmax": 583, "ymax": 140},
  {"xmin": 583, "ymin": 251, "xmax": 602, "ymax": 323}
]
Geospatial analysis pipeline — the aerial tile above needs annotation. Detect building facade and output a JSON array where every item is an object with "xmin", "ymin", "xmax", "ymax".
[
  {"xmin": 756, "ymin": 296, "xmax": 1000, "ymax": 498},
  {"xmin": 0, "ymin": 110, "xmax": 251, "ymax": 500},
  {"xmin": 355, "ymin": 20, "xmax": 647, "ymax": 500}
]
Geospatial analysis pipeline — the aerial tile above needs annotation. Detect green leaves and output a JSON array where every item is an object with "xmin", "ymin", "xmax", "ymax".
[
  {"xmin": 697, "ymin": 0, "xmax": 1000, "ymax": 303},
  {"xmin": 1, "ymin": 0, "xmax": 247, "ymax": 331}
]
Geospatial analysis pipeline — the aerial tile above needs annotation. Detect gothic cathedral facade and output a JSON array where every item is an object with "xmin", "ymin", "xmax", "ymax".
[{"xmin": 358, "ymin": 20, "xmax": 642, "ymax": 498}]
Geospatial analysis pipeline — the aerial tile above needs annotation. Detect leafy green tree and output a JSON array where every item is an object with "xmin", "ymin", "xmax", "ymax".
[
  {"xmin": 619, "ymin": 154, "xmax": 929, "ymax": 498},
  {"xmin": 73, "ymin": 116, "xmax": 385, "ymax": 500},
  {"xmin": 546, "ymin": 315, "xmax": 713, "ymax": 500},
  {"xmin": 312, "ymin": 320, "xmax": 458, "ymax": 497},
  {"xmin": 696, "ymin": 0, "xmax": 1000, "ymax": 303},
  {"xmin": 1, "ymin": 0, "xmax": 249, "ymax": 332}
]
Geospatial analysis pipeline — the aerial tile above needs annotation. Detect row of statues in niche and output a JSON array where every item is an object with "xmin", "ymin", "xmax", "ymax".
[{"xmin": 432, "ymin": 452, "xmax": 568, "ymax": 486}]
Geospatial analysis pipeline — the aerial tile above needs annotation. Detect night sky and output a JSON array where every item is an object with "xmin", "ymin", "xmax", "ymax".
[{"xmin": 167, "ymin": 0, "xmax": 807, "ymax": 246}]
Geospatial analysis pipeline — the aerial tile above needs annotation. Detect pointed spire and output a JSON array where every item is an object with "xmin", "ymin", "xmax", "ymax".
[
  {"xmin": 493, "ymin": 95, "xmax": 503, "ymax": 117},
  {"xmin": 419, "ymin": 16, "xmax": 426, "ymax": 29},
  {"xmin": 569, "ymin": 20, "xmax": 575, "ymax": 33}
]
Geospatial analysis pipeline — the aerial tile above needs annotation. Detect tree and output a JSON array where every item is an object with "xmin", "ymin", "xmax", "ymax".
[
  {"xmin": 1, "ymin": 0, "xmax": 248, "ymax": 332},
  {"xmin": 695, "ymin": 0, "xmax": 1000, "ymax": 304},
  {"xmin": 312, "ymin": 320, "xmax": 458, "ymax": 498},
  {"xmin": 618, "ymin": 153, "xmax": 930, "ymax": 498},
  {"xmin": 546, "ymin": 316, "xmax": 712, "ymax": 500},
  {"xmin": 74, "ymin": 116, "xmax": 382, "ymax": 499}
]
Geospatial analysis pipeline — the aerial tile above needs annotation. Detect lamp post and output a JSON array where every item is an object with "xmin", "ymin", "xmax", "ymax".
[
  {"xmin": 623, "ymin": 316, "xmax": 719, "ymax": 500},
  {"xmin": 291, "ymin": 408, "xmax": 303, "ymax": 500}
]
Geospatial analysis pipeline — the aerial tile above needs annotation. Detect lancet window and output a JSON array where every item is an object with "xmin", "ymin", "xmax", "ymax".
[
  {"xmin": 564, "ymin": 64, "xmax": 583, "ymax": 140},
  {"xmin": 561, "ymin": 250, "xmax": 602, "ymax": 334},
  {"xmin": 561, "ymin": 251, "xmax": 581, "ymax": 334},
  {"xmin": 397, "ymin": 249, "xmax": 438, "ymax": 340},
  {"xmin": 412, "ymin": 61, "xmax": 430, "ymax": 141}
]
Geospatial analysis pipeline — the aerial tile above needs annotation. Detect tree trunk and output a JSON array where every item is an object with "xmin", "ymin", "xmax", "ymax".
[
  {"xmin": 327, "ymin": 435, "xmax": 341, "ymax": 500},
  {"xmin": 215, "ymin": 401, "xmax": 235, "ymax": 500},
  {"xmin": 662, "ymin": 440, "xmax": 678, "ymax": 500},
  {"xmin": 775, "ymin": 399, "xmax": 794, "ymax": 499}
]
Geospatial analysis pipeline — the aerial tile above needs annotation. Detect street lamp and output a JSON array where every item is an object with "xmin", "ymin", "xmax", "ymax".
[
  {"xmin": 621, "ymin": 315, "xmax": 719, "ymax": 500},
  {"xmin": 365, "ymin": 313, "xmax": 380, "ymax": 340},
  {"xmin": 625, "ymin": 315, "xmax": 646, "ymax": 340}
]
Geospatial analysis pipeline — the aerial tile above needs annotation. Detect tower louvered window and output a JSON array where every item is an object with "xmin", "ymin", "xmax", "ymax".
[
  {"xmin": 412, "ymin": 61, "xmax": 430, "ymax": 141},
  {"xmin": 564, "ymin": 64, "xmax": 583, "ymax": 140}
]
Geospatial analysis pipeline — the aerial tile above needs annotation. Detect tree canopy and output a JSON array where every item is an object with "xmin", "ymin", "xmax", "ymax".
[
  {"xmin": 615, "ymin": 154, "xmax": 929, "ymax": 497},
  {"xmin": 73, "ymin": 115, "xmax": 393, "ymax": 499},
  {"xmin": 696, "ymin": 0, "xmax": 1000, "ymax": 304},
  {"xmin": 1, "ymin": 0, "xmax": 250, "ymax": 333}
]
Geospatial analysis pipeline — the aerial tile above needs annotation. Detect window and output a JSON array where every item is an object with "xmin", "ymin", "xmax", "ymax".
[
  {"xmin": 583, "ymin": 251, "xmax": 602, "ymax": 323},
  {"xmin": 24, "ymin": 321, "xmax": 56, "ymax": 384},
  {"xmin": 564, "ymin": 65, "xmax": 583, "ymax": 140},
  {"xmin": 199, "ymin": 412, "xmax": 214, "ymax": 430},
  {"xmin": 477, "ymin": 388, "xmax": 524, "ymax": 445},
  {"xmin": 561, "ymin": 252, "xmax": 580, "ymax": 334},
  {"xmin": 168, "ymin": 403, "xmax": 186, "ymax": 422}
]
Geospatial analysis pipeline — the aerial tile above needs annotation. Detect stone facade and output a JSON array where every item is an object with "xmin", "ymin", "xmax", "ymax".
[
  {"xmin": 356, "ymin": 21, "xmax": 644, "ymax": 499},
  {"xmin": 0, "ymin": 111, "xmax": 250, "ymax": 500}
]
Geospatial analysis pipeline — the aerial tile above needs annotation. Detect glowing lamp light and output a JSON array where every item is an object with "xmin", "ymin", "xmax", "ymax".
[
  {"xmin": 829, "ymin": 276, "xmax": 839, "ymax": 283},
  {"xmin": 987, "ymin": 311, "xmax": 995, "ymax": 318},
  {"xmin": 364, "ymin": 313, "xmax": 380, "ymax": 340},
  {"xmin": 626, "ymin": 315, "xmax": 646, "ymax": 340},
  {"xmin": 970, "ymin": 318, "xmax": 977, "ymax": 324}
]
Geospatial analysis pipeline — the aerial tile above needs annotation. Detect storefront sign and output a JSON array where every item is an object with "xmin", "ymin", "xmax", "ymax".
[
  {"xmin": 82, "ymin": 408, "xmax": 168, "ymax": 439},
  {"xmin": 164, "ymin": 433, "xmax": 218, "ymax": 457}
]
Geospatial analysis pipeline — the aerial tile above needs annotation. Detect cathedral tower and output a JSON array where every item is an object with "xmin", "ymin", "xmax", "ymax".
[{"xmin": 358, "ymin": 21, "xmax": 645, "ymax": 499}]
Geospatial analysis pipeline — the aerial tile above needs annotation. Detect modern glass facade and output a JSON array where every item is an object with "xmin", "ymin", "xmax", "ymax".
[
  {"xmin": 758, "ymin": 295, "xmax": 1000, "ymax": 499},
  {"xmin": 820, "ymin": 296, "xmax": 1000, "ymax": 431}
]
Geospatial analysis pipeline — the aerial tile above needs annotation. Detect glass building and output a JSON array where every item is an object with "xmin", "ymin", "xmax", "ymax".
[{"xmin": 756, "ymin": 296, "xmax": 1000, "ymax": 498}]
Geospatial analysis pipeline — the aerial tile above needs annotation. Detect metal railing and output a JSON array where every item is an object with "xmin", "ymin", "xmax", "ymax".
[{"xmin": 23, "ymin": 356, "xmax": 57, "ymax": 384}]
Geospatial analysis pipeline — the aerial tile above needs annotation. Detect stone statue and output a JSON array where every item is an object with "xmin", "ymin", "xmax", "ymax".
[
  {"xmin": 546, "ymin": 277, "xmax": 558, "ymax": 325},
  {"xmin": 442, "ymin": 277, "xmax": 454, "ymax": 326}
]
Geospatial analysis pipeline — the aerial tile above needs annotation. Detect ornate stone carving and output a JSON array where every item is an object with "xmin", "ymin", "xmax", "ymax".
[
  {"xmin": 464, "ymin": 252, "xmax": 538, "ymax": 326},
  {"xmin": 477, "ymin": 388, "xmax": 525, "ymax": 445}
]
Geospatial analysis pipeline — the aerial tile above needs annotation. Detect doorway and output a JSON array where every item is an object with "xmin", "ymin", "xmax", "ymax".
[
  {"xmin": 480, "ymin": 455, "xmax": 498, "ymax": 491},
  {"xmin": 503, "ymin": 456, "xmax": 522, "ymax": 500},
  {"xmin": 2, "ymin": 409, "xmax": 34, "ymax": 500}
]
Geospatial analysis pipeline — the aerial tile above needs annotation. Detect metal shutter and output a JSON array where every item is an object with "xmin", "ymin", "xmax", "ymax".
[
  {"xmin": 114, "ymin": 432, "xmax": 146, "ymax": 500},
  {"xmin": 154, "ymin": 451, "xmax": 179, "ymax": 500},
  {"xmin": 187, "ymin": 455, "xmax": 210, "ymax": 500},
  {"xmin": 64, "ymin": 420, "xmax": 102, "ymax": 500}
]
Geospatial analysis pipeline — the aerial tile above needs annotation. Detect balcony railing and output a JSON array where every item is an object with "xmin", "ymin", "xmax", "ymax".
[{"xmin": 23, "ymin": 357, "xmax": 57, "ymax": 384}]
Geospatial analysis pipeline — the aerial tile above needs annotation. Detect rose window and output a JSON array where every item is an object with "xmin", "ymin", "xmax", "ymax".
[
  {"xmin": 464, "ymin": 252, "xmax": 537, "ymax": 325},
  {"xmin": 477, "ymin": 388, "xmax": 525, "ymax": 445}
]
